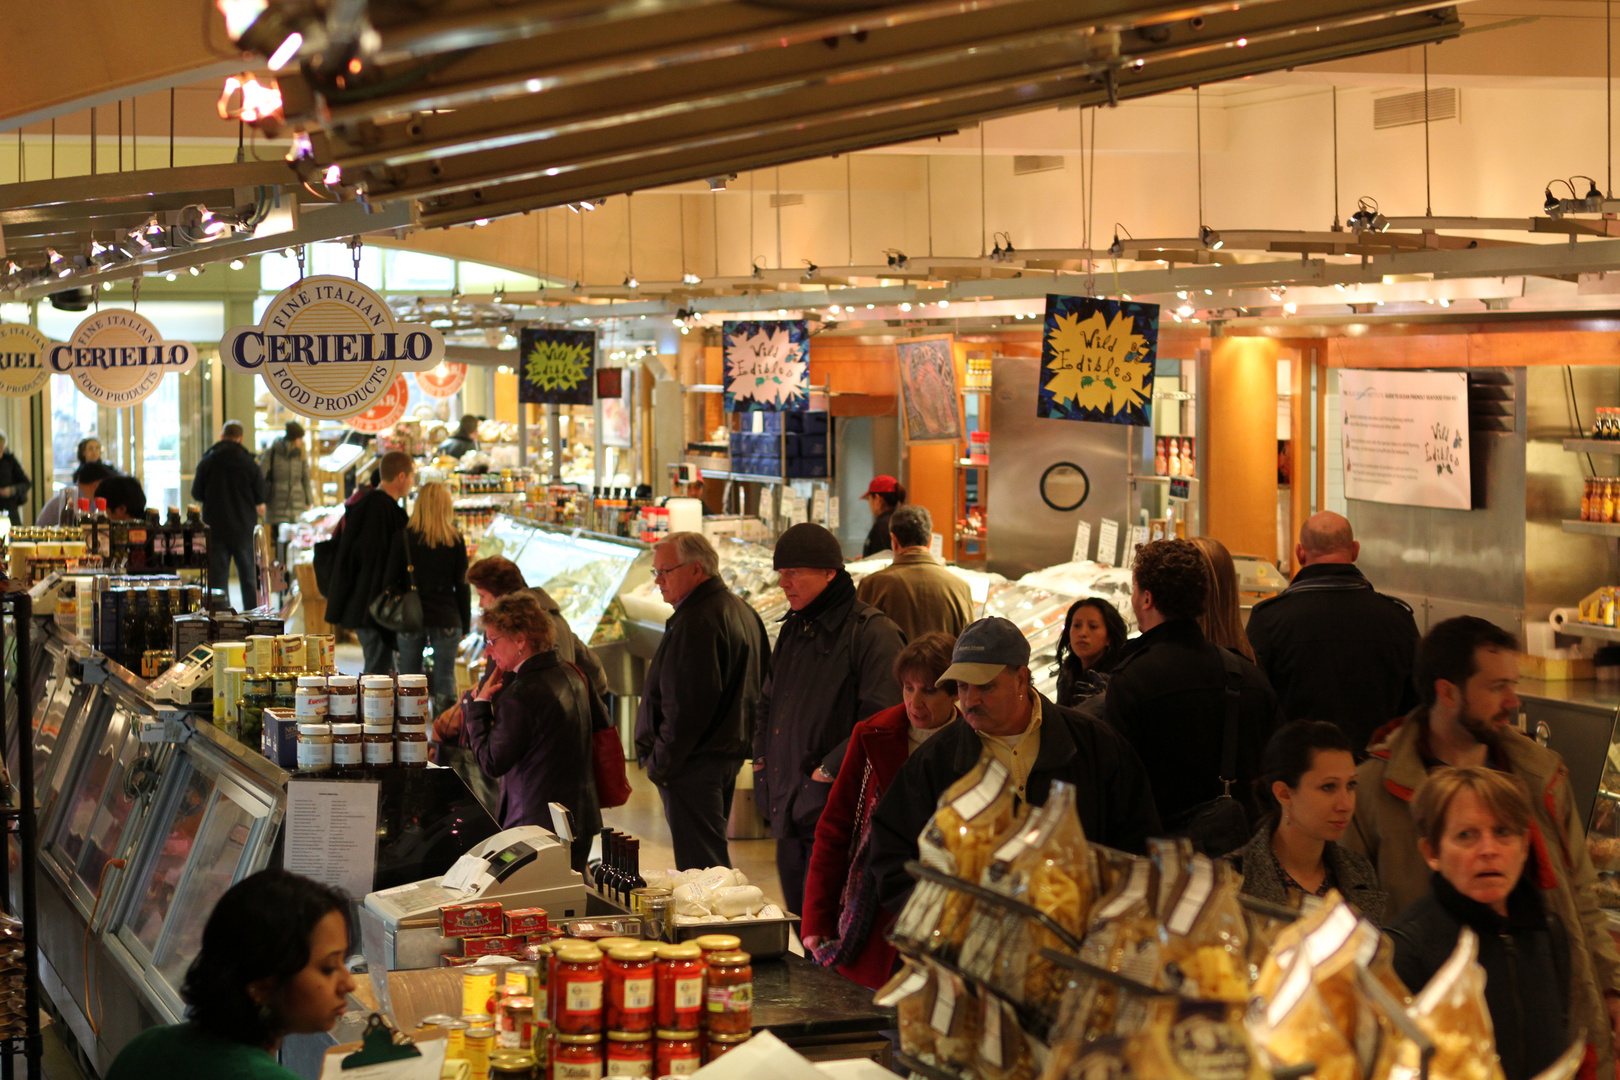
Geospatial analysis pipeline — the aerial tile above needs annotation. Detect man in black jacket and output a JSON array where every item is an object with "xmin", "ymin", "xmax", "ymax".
[
  {"xmin": 0, "ymin": 431, "xmax": 30, "ymax": 526},
  {"xmin": 326, "ymin": 450, "xmax": 415, "ymax": 674},
  {"xmin": 1106, "ymin": 538, "xmax": 1279, "ymax": 846},
  {"xmin": 634, "ymin": 532, "xmax": 770, "ymax": 870},
  {"xmin": 869, "ymin": 617, "xmax": 1160, "ymax": 913},
  {"xmin": 191, "ymin": 420, "xmax": 267, "ymax": 609},
  {"xmin": 755, "ymin": 523, "xmax": 904, "ymax": 915},
  {"xmin": 1245, "ymin": 511, "xmax": 1420, "ymax": 752}
]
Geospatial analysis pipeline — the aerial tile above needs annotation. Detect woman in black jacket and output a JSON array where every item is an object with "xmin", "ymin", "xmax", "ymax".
[
  {"xmin": 1053, "ymin": 596, "xmax": 1128, "ymax": 707},
  {"xmin": 1387, "ymin": 766, "xmax": 1573, "ymax": 1080},
  {"xmin": 384, "ymin": 482, "xmax": 470, "ymax": 715}
]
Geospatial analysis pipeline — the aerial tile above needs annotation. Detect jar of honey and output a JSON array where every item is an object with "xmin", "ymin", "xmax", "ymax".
[
  {"xmin": 554, "ymin": 946, "xmax": 606, "ymax": 1035},
  {"xmin": 653, "ymin": 943, "xmax": 704, "ymax": 1031},
  {"xmin": 604, "ymin": 943, "xmax": 656, "ymax": 1033},
  {"xmin": 703, "ymin": 951, "xmax": 752, "ymax": 1036}
]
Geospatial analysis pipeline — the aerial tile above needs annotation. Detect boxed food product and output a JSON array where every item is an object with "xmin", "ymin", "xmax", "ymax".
[
  {"xmin": 441, "ymin": 901, "xmax": 505, "ymax": 938},
  {"xmin": 504, "ymin": 907, "xmax": 549, "ymax": 936},
  {"xmin": 463, "ymin": 935, "xmax": 527, "ymax": 958}
]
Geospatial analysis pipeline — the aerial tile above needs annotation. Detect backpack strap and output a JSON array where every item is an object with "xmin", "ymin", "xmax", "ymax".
[{"xmin": 1216, "ymin": 646, "xmax": 1243, "ymax": 798}]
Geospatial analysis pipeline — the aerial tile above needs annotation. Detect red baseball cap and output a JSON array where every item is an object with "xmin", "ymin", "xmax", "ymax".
[{"xmin": 863, "ymin": 475, "xmax": 900, "ymax": 497}]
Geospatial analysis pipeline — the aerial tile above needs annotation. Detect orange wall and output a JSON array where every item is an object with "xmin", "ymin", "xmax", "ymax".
[{"xmin": 1205, "ymin": 338, "xmax": 1280, "ymax": 563}]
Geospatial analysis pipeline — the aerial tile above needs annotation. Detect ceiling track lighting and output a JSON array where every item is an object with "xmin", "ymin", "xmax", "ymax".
[
  {"xmin": 681, "ymin": 272, "xmax": 701, "ymax": 286},
  {"xmin": 1543, "ymin": 176, "xmax": 1605, "ymax": 218},
  {"xmin": 1107, "ymin": 222, "xmax": 1132, "ymax": 260},
  {"xmin": 885, "ymin": 250, "xmax": 908, "ymax": 269},
  {"xmin": 990, "ymin": 232, "xmax": 1017, "ymax": 262},
  {"xmin": 802, "ymin": 260, "xmax": 818, "ymax": 280},
  {"xmin": 623, "ymin": 274, "xmax": 638, "ymax": 289},
  {"xmin": 1347, "ymin": 197, "xmax": 1388, "ymax": 234},
  {"xmin": 1199, "ymin": 225, "xmax": 1223, "ymax": 250}
]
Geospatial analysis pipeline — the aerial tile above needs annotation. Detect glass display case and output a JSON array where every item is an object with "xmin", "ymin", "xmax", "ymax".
[
  {"xmin": 1585, "ymin": 740, "xmax": 1620, "ymax": 910},
  {"xmin": 508, "ymin": 523, "xmax": 649, "ymax": 642}
]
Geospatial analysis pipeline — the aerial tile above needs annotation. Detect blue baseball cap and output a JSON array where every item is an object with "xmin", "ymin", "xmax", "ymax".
[{"xmin": 939, "ymin": 617, "xmax": 1031, "ymax": 687}]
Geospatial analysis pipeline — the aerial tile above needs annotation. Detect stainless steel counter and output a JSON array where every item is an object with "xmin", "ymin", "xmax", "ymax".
[{"xmin": 1518, "ymin": 678, "xmax": 1620, "ymax": 829}]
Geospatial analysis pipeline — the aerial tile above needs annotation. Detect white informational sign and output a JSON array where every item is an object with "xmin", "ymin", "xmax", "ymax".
[
  {"xmin": 929, "ymin": 532, "xmax": 944, "ymax": 558},
  {"xmin": 1071, "ymin": 519, "xmax": 1092, "ymax": 564},
  {"xmin": 1096, "ymin": 518, "xmax": 1120, "ymax": 567},
  {"xmin": 811, "ymin": 489, "xmax": 828, "ymax": 525},
  {"xmin": 284, "ymin": 778, "xmax": 380, "ymax": 899},
  {"xmin": 1339, "ymin": 369, "xmax": 1471, "ymax": 510},
  {"xmin": 827, "ymin": 496, "xmax": 840, "ymax": 530},
  {"xmin": 1130, "ymin": 525, "xmax": 1150, "ymax": 556}
]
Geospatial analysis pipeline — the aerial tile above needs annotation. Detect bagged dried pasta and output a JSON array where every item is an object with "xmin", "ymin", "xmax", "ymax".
[
  {"xmin": 927, "ymin": 964, "xmax": 982, "ymax": 1072},
  {"xmin": 875, "ymin": 958, "xmax": 937, "ymax": 1063},
  {"xmin": 1248, "ymin": 947, "xmax": 1359, "ymax": 1080},
  {"xmin": 1126, "ymin": 998, "xmax": 1269, "ymax": 1080},
  {"xmin": 1392, "ymin": 928, "xmax": 1507, "ymax": 1080},
  {"xmin": 1068, "ymin": 856, "xmax": 1161, "ymax": 1042},
  {"xmin": 978, "ymin": 993, "xmax": 1039, "ymax": 1080},
  {"xmin": 1037, "ymin": 1035, "xmax": 1132, "ymax": 1080},
  {"xmin": 1157, "ymin": 855, "xmax": 1249, "ymax": 1003}
]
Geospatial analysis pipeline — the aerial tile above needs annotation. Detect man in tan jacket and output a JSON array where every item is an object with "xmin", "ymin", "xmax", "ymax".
[
  {"xmin": 1345, "ymin": 616, "xmax": 1620, "ymax": 1072},
  {"xmin": 855, "ymin": 503, "xmax": 974, "ymax": 642}
]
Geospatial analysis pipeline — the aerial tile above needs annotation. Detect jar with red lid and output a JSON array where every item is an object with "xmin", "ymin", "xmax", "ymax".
[
  {"xmin": 705, "ymin": 1033, "xmax": 750, "ymax": 1062},
  {"xmin": 703, "ymin": 951, "xmax": 752, "ymax": 1036},
  {"xmin": 604, "ymin": 944, "xmax": 656, "ymax": 1034},
  {"xmin": 553, "ymin": 946, "xmax": 606, "ymax": 1035},
  {"xmin": 552, "ymin": 1033, "xmax": 604, "ymax": 1080},
  {"xmin": 654, "ymin": 943, "xmax": 705, "ymax": 1031},
  {"xmin": 654, "ymin": 1030, "xmax": 701, "ymax": 1077},
  {"xmin": 605, "ymin": 1031, "xmax": 652, "ymax": 1077}
]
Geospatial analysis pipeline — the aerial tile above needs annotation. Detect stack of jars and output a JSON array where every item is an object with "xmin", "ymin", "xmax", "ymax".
[
  {"xmin": 1583, "ymin": 477, "xmax": 1620, "ymax": 523},
  {"xmin": 236, "ymin": 633, "xmax": 338, "ymax": 751},
  {"xmin": 290, "ymin": 673, "xmax": 431, "ymax": 774}
]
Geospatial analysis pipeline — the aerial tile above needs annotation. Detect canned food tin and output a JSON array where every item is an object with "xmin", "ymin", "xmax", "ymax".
[{"xmin": 464, "ymin": 1025, "xmax": 496, "ymax": 1075}]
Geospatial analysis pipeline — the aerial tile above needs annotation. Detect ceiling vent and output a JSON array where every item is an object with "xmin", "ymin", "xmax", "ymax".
[
  {"xmin": 1013, "ymin": 154, "xmax": 1066, "ymax": 175},
  {"xmin": 768, "ymin": 193, "xmax": 804, "ymax": 208},
  {"xmin": 1374, "ymin": 87, "xmax": 1458, "ymax": 129}
]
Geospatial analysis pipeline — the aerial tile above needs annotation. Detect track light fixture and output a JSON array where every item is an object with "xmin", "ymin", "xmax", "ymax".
[
  {"xmin": 681, "ymin": 272, "xmax": 701, "ymax": 286},
  {"xmin": 623, "ymin": 274, "xmax": 638, "ymax": 289},
  {"xmin": 1199, "ymin": 225, "xmax": 1223, "ymax": 250},
  {"xmin": 990, "ymin": 232, "xmax": 1016, "ymax": 262},
  {"xmin": 885, "ymin": 250, "xmax": 908, "ymax": 269},
  {"xmin": 1347, "ymin": 197, "xmax": 1388, "ymax": 233},
  {"xmin": 802, "ymin": 261, "xmax": 818, "ymax": 280},
  {"xmin": 1107, "ymin": 223, "xmax": 1132, "ymax": 259}
]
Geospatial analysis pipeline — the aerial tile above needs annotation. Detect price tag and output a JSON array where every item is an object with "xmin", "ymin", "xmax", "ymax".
[
  {"xmin": 1096, "ymin": 518, "xmax": 1120, "ymax": 567},
  {"xmin": 1130, "ymin": 525, "xmax": 1149, "ymax": 553},
  {"xmin": 1170, "ymin": 477, "xmax": 1191, "ymax": 500},
  {"xmin": 929, "ymin": 532, "xmax": 944, "ymax": 558},
  {"xmin": 1071, "ymin": 519, "xmax": 1092, "ymax": 563},
  {"xmin": 828, "ymin": 495, "xmax": 840, "ymax": 530}
]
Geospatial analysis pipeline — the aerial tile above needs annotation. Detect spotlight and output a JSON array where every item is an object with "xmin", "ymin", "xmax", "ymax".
[
  {"xmin": 803, "ymin": 262, "xmax": 818, "ymax": 280},
  {"xmin": 267, "ymin": 31, "xmax": 303, "ymax": 71},
  {"xmin": 706, "ymin": 176, "xmax": 731, "ymax": 191},
  {"xmin": 101, "ymin": 281, "xmax": 113, "ymax": 291},
  {"xmin": 1347, "ymin": 197, "xmax": 1388, "ymax": 233},
  {"xmin": 165, "ymin": 272, "xmax": 178, "ymax": 281},
  {"xmin": 681, "ymin": 272, "xmax": 701, "ymax": 285},
  {"xmin": 1283, "ymin": 302, "xmax": 1297, "ymax": 314},
  {"xmin": 900, "ymin": 302, "xmax": 912, "ymax": 312},
  {"xmin": 623, "ymin": 274, "xmax": 638, "ymax": 289},
  {"xmin": 1438, "ymin": 297, "xmax": 1451, "ymax": 307},
  {"xmin": 939, "ymin": 299, "xmax": 950, "ymax": 308},
  {"xmin": 1108, "ymin": 234, "xmax": 1124, "ymax": 258},
  {"xmin": 45, "ymin": 249, "xmax": 62, "ymax": 267},
  {"xmin": 1199, "ymin": 225, "xmax": 1223, "ymax": 250},
  {"xmin": 230, "ymin": 259, "xmax": 245, "ymax": 270},
  {"xmin": 829, "ymin": 304, "xmax": 841, "ymax": 314},
  {"xmin": 1544, "ymin": 187, "xmax": 1561, "ymax": 213},
  {"xmin": 885, "ymin": 250, "xmax": 908, "ymax": 269},
  {"xmin": 1176, "ymin": 303, "xmax": 1194, "ymax": 318}
]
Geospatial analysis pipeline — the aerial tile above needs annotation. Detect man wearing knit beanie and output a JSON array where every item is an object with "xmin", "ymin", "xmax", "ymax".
[{"xmin": 754, "ymin": 523, "xmax": 905, "ymax": 915}]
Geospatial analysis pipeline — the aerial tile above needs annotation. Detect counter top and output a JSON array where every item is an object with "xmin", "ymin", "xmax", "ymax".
[
  {"xmin": 752, "ymin": 953, "xmax": 893, "ymax": 1038},
  {"xmin": 1518, "ymin": 677, "xmax": 1620, "ymax": 710}
]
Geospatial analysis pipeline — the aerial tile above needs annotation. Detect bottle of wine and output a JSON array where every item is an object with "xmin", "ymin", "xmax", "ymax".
[
  {"xmin": 125, "ymin": 512, "xmax": 148, "ymax": 572},
  {"xmin": 164, "ymin": 507, "xmax": 183, "ymax": 569},
  {"xmin": 596, "ymin": 827, "xmax": 616, "ymax": 896},
  {"xmin": 625, "ymin": 838, "xmax": 647, "ymax": 900},
  {"xmin": 109, "ymin": 511, "xmax": 130, "ymax": 571},
  {"xmin": 80, "ymin": 499, "xmax": 99, "ymax": 563},
  {"xmin": 185, "ymin": 506, "xmax": 208, "ymax": 570}
]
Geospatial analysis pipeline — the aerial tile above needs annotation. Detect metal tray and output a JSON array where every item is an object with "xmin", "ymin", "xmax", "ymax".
[{"xmin": 672, "ymin": 913, "xmax": 800, "ymax": 959}]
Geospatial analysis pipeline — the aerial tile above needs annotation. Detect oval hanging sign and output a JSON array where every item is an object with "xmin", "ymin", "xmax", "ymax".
[
  {"xmin": 48, "ymin": 310, "xmax": 197, "ymax": 406},
  {"xmin": 346, "ymin": 375, "xmax": 410, "ymax": 433},
  {"xmin": 0, "ymin": 324, "xmax": 54, "ymax": 397},
  {"xmin": 219, "ymin": 275, "xmax": 445, "ymax": 419},
  {"xmin": 415, "ymin": 361, "xmax": 467, "ymax": 398}
]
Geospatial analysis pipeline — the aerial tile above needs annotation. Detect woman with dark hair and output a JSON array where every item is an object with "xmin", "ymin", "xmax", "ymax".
[
  {"xmin": 1225, "ymin": 720, "xmax": 1385, "ymax": 921},
  {"xmin": 860, "ymin": 475, "xmax": 907, "ymax": 557},
  {"xmin": 802, "ymin": 632, "xmax": 958, "ymax": 988},
  {"xmin": 73, "ymin": 437, "xmax": 105, "ymax": 483},
  {"xmin": 1054, "ymin": 596, "xmax": 1129, "ymax": 707},
  {"xmin": 106, "ymin": 869, "xmax": 354, "ymax": 1080}
]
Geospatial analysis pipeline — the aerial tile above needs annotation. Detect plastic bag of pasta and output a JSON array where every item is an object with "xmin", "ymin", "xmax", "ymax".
[
  {"xmin": 1037, "ymin": 1036, "xmax": 1132, "ymax": 1080},
  {"xmin": 1396, "ymin": 928, "xmax": 1506, "ymax": 1080},
  {"xmin": 1157, "ymin": 854, "xmax": 1249, "ymax": 1003},
  {"xmin": 978, "ymin": 994, "xmax": 1039, "ymax": 1080},
  {"xmin": 1069, "ymin": 856, "xmax": 1161, "ymax": 1042},
  {"xmin": 1248, "ymin": 947, "xmax": 1359, "ymax": 1080},
  {"xmin": 928, "ymin": 965, "xmax": 982, "ymax": 1072},
  {"xmin": 1527, "ymin": 1040, "xmax": 1588, "ymax": 1080},
  {"xmin": 875, "ymin": 958, "xmax": 937, "ymax": 1063},
  {"xmin": 1127, "ymin": 998, "xmax": 1270, "ymax": 1080},
  {"xmin": 1251, "ymin": 889, "xmax": 1347, "ymax": 1001}
]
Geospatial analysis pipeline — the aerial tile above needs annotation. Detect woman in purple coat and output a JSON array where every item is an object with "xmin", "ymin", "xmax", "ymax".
[{"xmin": 461, "ymin": 593, "xmax": 602, "ymax": 872}]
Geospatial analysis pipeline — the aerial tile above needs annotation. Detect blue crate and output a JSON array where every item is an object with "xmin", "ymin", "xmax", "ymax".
[{"xmin": 786, "ymin": 456, "xmax": 830, "ymax": 479}]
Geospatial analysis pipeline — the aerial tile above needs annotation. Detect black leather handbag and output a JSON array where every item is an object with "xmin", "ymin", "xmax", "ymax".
[
  {"xmin": 367, "ymin": 531, "xmax": 424, "ymax": 633},
  {"xmin": 1167, "ymin": 647, "xmax": 1251, "ymax": 857}
]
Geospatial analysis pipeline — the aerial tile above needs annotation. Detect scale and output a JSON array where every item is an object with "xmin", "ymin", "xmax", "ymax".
[
  {"xmin": 145, "ymin": 643, "xmax": 214, "ymax": 704},
  {"xmin": 361, "ymin": 825, "xmax": 587, "ymax": 970}
]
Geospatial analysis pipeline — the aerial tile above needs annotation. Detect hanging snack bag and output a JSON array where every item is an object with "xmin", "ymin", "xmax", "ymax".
[
  {"xmin": 927, "ymin": 964, "xmax": 983, "ymax": 1073},
  {"xmin": 1397, "ymin": 928, "xmax": 1506, "ymax": 1080},
  {"xmin": 1127, "ymin": 998, "xmax": 1270, "ymax": 1080},
  {"xmin": 1157, "ymin": 855, "xmax": 1249, "ymax": 1003},
  {"xmin": 1248, "ymin": 947, "xmax": 1359, "ymax": 1080},
  {"xmin": 1068, "ymin": 856, "xmax": 1161, "ymax": 1043},
  {"xmin": 875, "ymin": 958, "xmax": 937, "ymax": 1063},
  {"xmin": 979, "ymin": 993, "xmax": 1039, "ymax": 1080}
]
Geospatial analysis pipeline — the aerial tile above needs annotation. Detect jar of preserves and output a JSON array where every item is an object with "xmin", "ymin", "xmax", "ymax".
[
  {"xmin": 331, "ymin": 723, "xmax": 363, "ymax": 771},
  {"xmin": 498, "ymin": 994, "xmax": 537, "ymax": 1050},
  {"xmin": 465, "ymin": 1024, "xmax": 496, "ymax": 1076},
  {"xmin": 654, "ymin": 1030, "xmax": 701, "ymax": 1077},
  {"xmin": 237, "ymin": 674, "xmax": 273, "ymax": 751},
  {"xmin": 489, "ymin": 1050, "xmax": 537, "ymax": 1079},
  {"xmin": 327, "ymin": 674, "xmax": 358, "ymax": 718},
  {"xmin": 705, "ymin": 1033, "xmax": 749, "ymax": 1062},
  {"xmin": 654, "ymin": 944, "xmax": 704, "ymax": 1031},
  {"xmin": 605, "ymin": 1031, "xmax": 652, "ymax": 1078},
  {"xmin": 363, "ymin": 723, "xmax": 395, "ymax": 766},
  {"xmin": 604, "ymin": 943, "xmax": 656, "ymax": 1033},
  {"xmin": 271, "ymin": 673, "xmax": 298, "ymax": 710},
  {"xmin": 691, "ymin": 935, "xmax": 741, "ymax": 961},
  {"xmin": 397, "ymin": 723, "xmax": 429, "ymax": 768},
  {"xmin": 361, "ymin": 674, "xmax": 396, "ymax": 721},
  {"xmin": 704, "ymin": 951, "xmax": 751, "ymax": 1036},
  {"xmin": 397, "ymin": 673, "xmax": 430, "ymax": 721},
  {"xmin": 296, "ymin": 723, "xmax": 332, "ymax": 773},
  {"xmin": 554, "ymin": 946, "xmax": 606, "ymax": 1034},
  {"xmin": 295, "ymin": 675, "xmax": 328, "ymax": 718},
  {"xmin": 552, "ymin": 1034, "xmax": 603, "ymax": 1080}
]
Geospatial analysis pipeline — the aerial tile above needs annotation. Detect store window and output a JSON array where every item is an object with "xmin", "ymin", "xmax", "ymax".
[
  {"xmin": 50, "ymin": 374, "xmax": 99, "ymax": 489},
  {"xmin": 144, "ymin": 374, "xmax": 183, "ymax": 515},
  {"xmin": 386, "ymin": 249, "xmax": 455, "ymax": 291}
]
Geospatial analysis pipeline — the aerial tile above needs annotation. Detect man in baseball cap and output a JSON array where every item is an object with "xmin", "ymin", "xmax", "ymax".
[
  {"xmin": 868, "ymin": 616, "xmax": 1161, "ymax": 912},
  {"xmin": 860, "ymin": 475, "xmax": 906, "ymax": 558}
]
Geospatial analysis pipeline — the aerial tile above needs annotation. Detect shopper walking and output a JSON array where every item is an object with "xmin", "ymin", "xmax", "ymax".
[
  {"xmin": 458, "ymin": 592, "xmax": 602, "ymax": 872},
  {"xmin": 192, "ymin": 420, "xmax": 267, "ymax": 609},
  {"xmin": 869, "ymin": 617, "xmax": 1160, "ymax": 913},
  {"xmin": 856, "ymin": 503, "xmax": 974, "ymax": 641},
  {"xmin": 1192, "ymin": 535, "xmax": 1255, "ymax": 661},
  {"xmin": 860, "ymin": 475, "xmax": 906, "ymax": 557},
  {"xmin": 439, "ymin": 414, "xmax": 481, "ymax": 459},
  {"xmin": 1225, "ymin": 721, "xmax": 1384, "ymax": 921},
  {"xmin": 1053, "ymin": 596, "xmax": 1128, "ymax": 708},
  {"xmin": 1245, "ymin": 511, "xmax": 1420, "ymax": 751},
  {"xmin": 803, "ymin": 633, "xmax": 958, "ymax": 988},
  {"xmin": 1388, "ymin": 767, "xmax": 1580, "ymax": 1080},
  {"xmin": 1105, "ymin": 538, "xmax": 1278, "ymax": 853},
  {"xmin": 327, "ymin": 450, "xmax": 414, "ymax": 674},
  {"xmin": 633, "ymin": 532, "xmax": 770, "ymax": 871},
  {"xmin": 38, "ymin": 461, "xmax": 113, "ymax": 526},
  {"xmin": 384, "ymin": 482, "xmax": 470, "ymax": 716},
  {"xmin": 259, "ymin": 420, "xmax": 313, "ymax": 571},
  {"xmin": 1346, "ymin": 616, "xmax": 1620, "ymax": 1071},
  {"xmin": 755, "ymin": 522, "xmax": 905, "ymax": 915},
  {"xmin": 465, "ymin": 555, "xmax": 609, "ymax": 697}
]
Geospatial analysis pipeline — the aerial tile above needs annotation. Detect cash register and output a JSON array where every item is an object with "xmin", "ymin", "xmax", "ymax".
[{"xmin": 360, "ymin": 825, "xmax": 587, "ymax": 971}]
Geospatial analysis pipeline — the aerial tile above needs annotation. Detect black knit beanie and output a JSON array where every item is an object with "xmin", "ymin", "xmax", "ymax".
[{"xmin": 773, "ymin": 523, "xmax": 845, "ymax": 570}]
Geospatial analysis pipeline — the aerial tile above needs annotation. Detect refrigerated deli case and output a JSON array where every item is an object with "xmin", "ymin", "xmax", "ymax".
[{"xmin": 12, "ymin": 624, "xmax": 289, "ymax": 1075}]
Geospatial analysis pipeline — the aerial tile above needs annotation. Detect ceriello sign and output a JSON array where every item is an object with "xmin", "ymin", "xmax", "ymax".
[
  {"xmin": 49, "ymin": 310, "xmax": 196, "ymax": 406},
  {"xmin": 0, "ymin": 324, "xmax": 53, "ymax": 397},
  {"xmin": 220, "ymin": 275, "xmax": 445, "ymax": 419}
]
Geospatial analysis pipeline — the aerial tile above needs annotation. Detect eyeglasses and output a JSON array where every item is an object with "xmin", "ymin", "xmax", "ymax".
[
  {"xmin": 485, "ymin": 633, "xmax": 508, "ymax": 647},
  {"xmin": 651, "ymin": 563, "xmax": 686, "ymax": 580}
]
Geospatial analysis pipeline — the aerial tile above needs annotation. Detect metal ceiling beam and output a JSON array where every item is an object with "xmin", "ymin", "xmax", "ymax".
[
  {"xmin": 0, "ymin": 161, "xmax": 294, "ymax": 220},
  {"xmin": 408, "ymin": 6, "xmax": 1459, "ymax": 227}
]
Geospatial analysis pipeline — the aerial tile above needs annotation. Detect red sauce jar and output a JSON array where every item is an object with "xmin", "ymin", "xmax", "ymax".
[
  {"xmin": 654, "ymin": 943, "xmax": 705, "ymax": 1031},
  {"xmin": 604, "ymin": 943, "xmax": 657, "ymax": 1034},
  {"xmin": 605, "ymin": 1031, "xmax": 653, "ymax": 1078},
  {"xmin": 654, "ymin": 1030, "xmax": 701, "ymax": 1077},
  {"xmin": 705, "ymin": 1033, "xmax": 750, "ymax": 1062},
  {"xmin": 553, "ymin": 946, "xmax": 606, "ymax": 1035},
  {"xmin": 551, "ymin": 1033, "xmax": 603, "ymax": 1080},
  {"xmin": 703, "ymin": 950, "xmax": 752, "ymax": 1036}
]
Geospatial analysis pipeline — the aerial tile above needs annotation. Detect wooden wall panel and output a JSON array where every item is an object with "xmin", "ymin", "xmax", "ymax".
[
  {"xmin": 1205, "ymin": 338, "xmax": 1280, "ymax": 563},
  {"xmin": 909, "ymin": 441, "xmax": 959, "ymax": 562},
  {"xmin": 1327, "ymin": 335, "xmax": 1470, "ymax": 369}
]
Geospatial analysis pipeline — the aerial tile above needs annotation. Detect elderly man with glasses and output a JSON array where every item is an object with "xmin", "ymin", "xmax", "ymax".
[{"xmin": 633, "ymin": 531, "xmax": 772, "ymax": 870}]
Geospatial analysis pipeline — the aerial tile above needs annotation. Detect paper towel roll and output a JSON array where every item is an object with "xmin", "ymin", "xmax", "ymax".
[
  {"xmin": 1526, "ymin": 622, "xmax": 1556, "ymax": 656},
  {"xmin": 1550, "ymin": 607, "xmax": 1581, "ymax": 630}
]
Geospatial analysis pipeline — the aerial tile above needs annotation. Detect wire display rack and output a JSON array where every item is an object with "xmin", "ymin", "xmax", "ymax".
[{"xmin": 0, "ymin": 589, "xmax": 40, "ymax": 1080}]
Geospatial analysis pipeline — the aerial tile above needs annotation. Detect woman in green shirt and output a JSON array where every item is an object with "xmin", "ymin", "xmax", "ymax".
[{"xmin": 108, "ymin": 869, "xmax": 356, "ymax": 1080}]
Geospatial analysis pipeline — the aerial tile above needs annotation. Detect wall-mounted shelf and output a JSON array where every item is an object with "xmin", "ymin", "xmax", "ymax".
[
  {"xmin": 956, "ymin": 460, "xmax": 989, "ymax": 470},
  {"xmin": 1562, "ymin": 519, "xmax": 1620, "ymax": 537},
  {"xmin": 1563, "ymin": 438, "xmax": 1620, "ymax": 454},
  {"xmin": 1128, "ymin": 474, "xmax": 1201, "ymax": 484},
  {"xmin": 1557, "ymin": 621, "xmax": 1620, "ymax": 644},
  {"xmin": 687, "ymin": 384, "xmax": 726, "ymax": 393}
]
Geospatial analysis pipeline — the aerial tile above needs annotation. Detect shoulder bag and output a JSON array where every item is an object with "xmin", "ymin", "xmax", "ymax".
[
  {"xmin": 1167, "ymin": 647, "xmax": 1251, "ymax": 857},
  {"xmin": 565, "ymin": 660, "xmax": 632, "ymax": 809},
  {"xmin": 368, "ymin": 530, "xmax": 425, "ymax": 633}
]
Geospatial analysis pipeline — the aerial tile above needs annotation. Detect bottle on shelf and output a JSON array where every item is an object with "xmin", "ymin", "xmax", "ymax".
[
  {"xmin": 125, "ymin": 511, "xmax": 148, "ymax": 572},
  {"xmin": 625, "ymin": 838, "xmax": 647, "ymax": 899},
  {"xmin": 109, "ymin": 509, "xmax": 130, "ymax": 570},
  {"xmin": 597, "ymin": 827, "xmax": 618, "ymax": 898},
  {"xmin": 185, "ymin": 505, "xmax": 209, "ymax": 569},
  {"xmin": 79, "ymin": 499, "xmax": 99, "ymax": 560},
  {"xmin": 164, "ymin": 507, "xmax": 184, "ymax": 568}
]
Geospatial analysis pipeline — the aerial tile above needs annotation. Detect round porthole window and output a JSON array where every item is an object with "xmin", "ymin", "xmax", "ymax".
[{"xmin": 1039, "ymin": 462, "xmax": 1090, "ymax": 512}]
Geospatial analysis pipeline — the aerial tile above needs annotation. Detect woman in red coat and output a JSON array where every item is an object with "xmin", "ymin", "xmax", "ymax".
[{"xmin": 803, "ymin": 632, "xmax": 959, "ymax": 988}]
